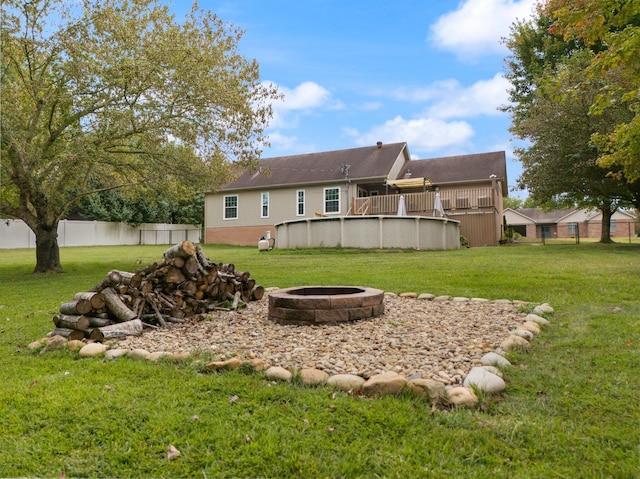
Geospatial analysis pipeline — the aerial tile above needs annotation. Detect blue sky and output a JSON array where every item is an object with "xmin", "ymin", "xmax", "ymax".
[{"xmin": 173, "ymin": 0, "xmax": 540, "ymax": 198}]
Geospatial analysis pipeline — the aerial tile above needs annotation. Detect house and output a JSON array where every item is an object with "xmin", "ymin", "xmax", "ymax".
[
  {"xmin": 504, "ymin": 207, "xmax": 638, "ymax": 240},
  {"xmin": 204, "ymin": 142, "xmax": 508, "ymax": 248}
]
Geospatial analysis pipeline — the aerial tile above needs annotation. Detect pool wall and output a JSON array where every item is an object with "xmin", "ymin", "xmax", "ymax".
[{"xmin": 274, "ymin": 215, "xmax": 460, "ymax": 250}]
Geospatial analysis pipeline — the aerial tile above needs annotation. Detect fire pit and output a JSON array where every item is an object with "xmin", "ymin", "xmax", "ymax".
[{"xmin": 268, "ymin": 286, "xmax": 385, "ymax": 325}]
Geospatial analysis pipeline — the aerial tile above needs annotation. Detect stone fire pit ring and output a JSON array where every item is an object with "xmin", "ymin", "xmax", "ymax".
[{"xmin": 268, "ymin": 286, "xmax": 385, "ymax": 325}]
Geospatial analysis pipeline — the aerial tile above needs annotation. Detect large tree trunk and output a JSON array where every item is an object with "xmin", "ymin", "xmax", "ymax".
[
  {"xmin": 599, "ymin": 204, "xmax": 615, "ymax": 244},
  {"xmin": 34, "ymin": 222, "xmax": 63, "ymax": 273}
]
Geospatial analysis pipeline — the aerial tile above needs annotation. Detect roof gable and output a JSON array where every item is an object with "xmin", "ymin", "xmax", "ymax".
[
  {"xmin": 221, "ymin": 142, "xmax": 409, "ymax": 191},
  {"xmin": 398, "ymin": 151, "xmax": 508, "ymax": 194}
]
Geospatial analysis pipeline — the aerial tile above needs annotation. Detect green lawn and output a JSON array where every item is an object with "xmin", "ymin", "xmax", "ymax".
[{"xmin": 1, "ymin": 243, "xmax": 638, "ymax": 478}]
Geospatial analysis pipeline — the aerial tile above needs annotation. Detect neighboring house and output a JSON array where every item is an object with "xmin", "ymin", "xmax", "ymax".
[
  {"xmin": 204, "ymin": 142, "xmax": 508, "ymax": 248},
  {"xmin": 504, "ymin": 207, "xmax": 638, "ymax": 240}
]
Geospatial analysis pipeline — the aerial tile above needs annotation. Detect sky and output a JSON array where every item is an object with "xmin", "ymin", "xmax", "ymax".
[{"xmin": 172, "ymin": 0, "xmax": 541, "ymax": 198}]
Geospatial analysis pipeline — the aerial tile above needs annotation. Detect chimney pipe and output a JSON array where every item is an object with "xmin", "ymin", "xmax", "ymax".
[{"xmin": 376, "ymin": 141, "xmax": 383, "ymax": 149}]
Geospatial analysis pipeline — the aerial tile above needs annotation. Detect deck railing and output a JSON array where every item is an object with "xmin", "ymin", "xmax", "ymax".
[{"xmin": 351, "ymin": 187, "xmax": 495, "ymax": 216}]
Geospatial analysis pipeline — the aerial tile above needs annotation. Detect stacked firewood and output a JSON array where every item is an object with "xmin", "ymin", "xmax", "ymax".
[{"xmin": 48, "ymin": 241, "xmax": 264, "ymax": 342}]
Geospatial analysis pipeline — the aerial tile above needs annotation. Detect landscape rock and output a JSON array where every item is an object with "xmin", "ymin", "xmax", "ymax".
[
  {"xmin": 147, "ymin": 351, "xmax": 171, "ymax": 362},
  {"xmin": 399, "ymin": 292, "xmax": 418, "ymax": 298},
  {"xmin": 40, "ymin": 335, "xmax": 67, "ymax": 354},
  {"xmin": 265, "ymin": 366, "xmax": 292, "ymax": 382},
  {"xmin": 362, "ymin": 371, "xmax": 407, "ymax": 397},
  {"xmin": 500, "ymin": 335, "xmax": 530, "ymax": 351},
  {"xmin": 463, "ymin": 367, "xmax": 506, "ymax": 394},
  {"xmin": 480, "ymin": 365, "xmax": 504, "ymax": 378},
  {"xmin": 513, "ymin": 329, "xmax": 534, "ymax": 341},
  {"xmin": 433, "ymin": 295, "xmax": 451, "ymax": 301},
  {"xmin": 480, "ymin": 352, "xmax": 511, "ymax": 367},
  {"xmin": 521, "ymin": 321, "xmax": 541, "ymax": 334},
  {"xmin": 79, "ymin": 342, "xmax": 107, "ymax": 358},
  {"xmin": 168, "ymin": 352, "xmax": 191, "ymax": 362},
  {"xmin": 206, "ymin": 357, "xmax": 242, "ymax": 371},
  {"xmin": 299, "ymin": 368, "xmax": 329, "ymax": 385},
  {"xmin": 526, "ymin": 313, "xmax": 549, "ymax": 325},
  {"xmin": 128, "ymin": 348, "xmax": 151, "ymax": 360},
  {"xmin": 104, "ymin": 348, "xmax": 129, "ymax": 360},
  {"xmin": 446, "ymin": 386, "xmax": 478, "ymax": 407},
  {"xmin": 243, "ymin": 358, "xmax": 269, "ymax": 371},
  {"xmin": 417, "ymin": 293, "xmax": 435, "ymax": 300},
  {"xmin": 28, "ymin": 340, "xmax": 44, "ymax": 350},
  {"xmin": 67, "ymin": 340, "xmax": 86, "ymax": 352},
  {"xmin": 407, "ymin": 378, "xmax": 446, "ymax": 403},
  {"xmin": 327, "ymin": 374, "xmax": 366, "ymax": 392},
  {"xmin": 533, "ymin": 303, "xmax": 554, "ymax": 315}
]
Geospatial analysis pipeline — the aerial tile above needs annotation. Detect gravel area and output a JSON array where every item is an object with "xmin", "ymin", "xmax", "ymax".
[{"xmin": 114, "ymin": 293, "xmax": 528, "ymax": 384}]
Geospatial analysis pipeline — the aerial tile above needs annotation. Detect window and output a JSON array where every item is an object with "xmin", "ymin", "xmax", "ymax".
[
  {"xmin": 223, "ymin": 195, "xmax": 238, "ymax": 220},
  {"xmin": 610, "ymin": 219, "xmax": 616, "ymax": 232},
  {"xmin": 296, "ymin": 190, "xmax": 305, "ymax": 216},
  {"xmin": 324, "ymin": 187, "xmax": 340, "ymax": 214},
  {"xmin": 567, "ymin": 222, "xmax": 578, "ymax": 235},
  {"xmin": 261, "ymin": 192, "xmax": 269, "ymax": 218}
]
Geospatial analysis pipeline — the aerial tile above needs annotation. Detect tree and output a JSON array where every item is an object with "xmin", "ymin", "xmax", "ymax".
[
  {"xmin": 543, "ymin": 0, "xmax": 640, "ymax": 184},
  {"xmin": 1, "ymin": 0, "xmax": 280, "ymax": 272},
  {"xmin": 503, "ymin": 2, "xmax": 638, "ymax": 242}
]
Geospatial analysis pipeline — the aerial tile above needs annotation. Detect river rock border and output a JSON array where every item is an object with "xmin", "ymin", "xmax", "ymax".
[{"xmin": 31, "ymin": 292, "xmax": 554, "ymax": 409}]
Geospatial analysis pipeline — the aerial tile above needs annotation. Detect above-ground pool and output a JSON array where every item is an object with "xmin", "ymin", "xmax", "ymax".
[{"xmin": 274, "ymin": 215, "xmax": 460, "ymax": 250}]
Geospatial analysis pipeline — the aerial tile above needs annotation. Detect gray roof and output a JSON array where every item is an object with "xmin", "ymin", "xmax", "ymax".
[
  {"xmin": 221, "ymin": 142, "xmax": 409, "ymax": 191},
  {"xmin": 514, "ymin": 208, "xmax": 577, "ymax": 222},
  {"xmin": 398, "ymin": 151, "xmax": 508, "ymax": 195}
]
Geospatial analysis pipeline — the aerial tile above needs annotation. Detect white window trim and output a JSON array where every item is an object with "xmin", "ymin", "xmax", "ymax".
[
  {"xmin": 223, "ymin": 194, "xmax": 238, "ymax": 220},
  {"xmin": 296, "ymin": 189, "xmax": 305, "ymax": 216},
  {"xmin": 261, "ymin": 192, "xmax": 269, "ymax": 219},
  {"xmin": 323, "ymin": 186, "xmax": 341, "ymax": 215}
]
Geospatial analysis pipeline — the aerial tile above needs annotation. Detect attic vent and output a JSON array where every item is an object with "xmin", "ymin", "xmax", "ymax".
[{"xmin": 377, "ymin": 141, "xmax": 383, "ymax": 148}]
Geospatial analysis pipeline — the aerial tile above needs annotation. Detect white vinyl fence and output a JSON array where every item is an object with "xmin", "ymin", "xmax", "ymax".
[{"xmin": 0, "ymin": 219, "xmax": 201, "ymax": 249}]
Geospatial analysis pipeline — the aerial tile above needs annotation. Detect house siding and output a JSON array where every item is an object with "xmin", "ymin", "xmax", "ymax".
[{"xmin": 205, "ymin": 182, "xmax": 352, "ymax": 245}]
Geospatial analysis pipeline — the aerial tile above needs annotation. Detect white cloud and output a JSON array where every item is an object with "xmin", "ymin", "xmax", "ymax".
[
  {"xmin": 391, "ymin": 74, "xmax": 510, "ymax": 119},
  {"xmin": 265, "ymin": 80, "xmax": 337, "ymax": 129},
  {"xmin": 277, "ymin": 81, "xmax": 331, "ymax": 110},
  {"xmin": 429, "ymin": 0, "xmax": 539, "ymax": 60},
  {"xmin": 347, "ymin": 116, "xmax": 474, "ymax": 153},
  {"xmin": 427, "ymin": 73, "xmax": 510, "ymax": 118}
]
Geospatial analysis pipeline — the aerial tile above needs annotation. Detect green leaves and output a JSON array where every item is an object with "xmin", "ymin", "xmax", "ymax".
[{"xmin": 1, "ymin": 0, "xmax": 279, "ymax": 271}]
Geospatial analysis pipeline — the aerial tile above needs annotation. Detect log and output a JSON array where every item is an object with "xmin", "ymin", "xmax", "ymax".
[
  {"xmin": 109, "ymin": 270, "xmax": 142, "ymax": 289},
  {"xmin": 230, "ymin": 290, "xmax": 242, "ymax": 310},
  {"xmin": 73, "ymin": 292, "xmax": 105, "ymax": 310},
  {"xmin": 85, "ymin": 328, "xmax": 105, "ymax": 342},
  {"xmin": 171, "ymin": 256, "xmax": 186, "ymax": 269},
  {"xmin": 97, "ymin": 319, "xmax": 143, "ymax": 339},
  {"xmin": 102, "ymin": 287, "xmax": 137, "ymax": 323},
  {"xmin": 50, "ymin": 328, "xmax": 85, "ymax": 341},
  {"xmin": 53, "ymin": 314, "xmax": 90, "ymax": 331},
  {"xmin": 182, "ymin": 256, "xmax": 200, "ymax": 276},
  {"xmin": 163, "ymin": 240, "xmax": 196, "ymax": 260},
  {"xmin": 146, "ymin": 296, "xmax": 167, "ymax": 327},
  {"xmin": 195, "ymin": 245, "xmax": 213, "ymax": 270},
  {"xmin": 86, "ymin": 316, "xmax": 112, "ymax": 328},
  {"xmin": 250, "ymin": 285, "xmax": 265, "ymax": 301},
  {"xmin": 164, "ymin": 267, "xmax": 186, "ymax": 284},
  {"xmin": 59, "ymin": 299, "xmax": 92, "ymax": 316}
]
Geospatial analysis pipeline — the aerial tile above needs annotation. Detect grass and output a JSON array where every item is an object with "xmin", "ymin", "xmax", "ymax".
[{"xmin": 0, "ymin": 243, "xmax": 639, "ymax": 478}]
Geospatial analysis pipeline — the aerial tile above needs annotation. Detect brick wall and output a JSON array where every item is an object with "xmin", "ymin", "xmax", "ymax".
[{"xmin": 206, "ymin": 225, "xmax": 276, "ymax": 246}]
